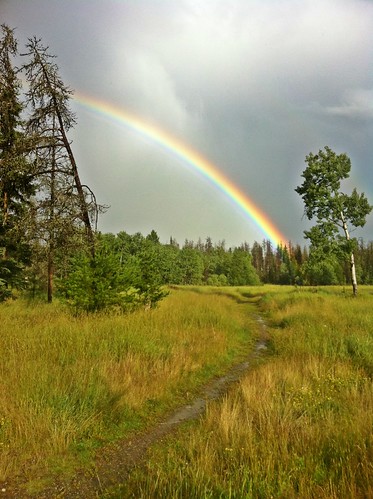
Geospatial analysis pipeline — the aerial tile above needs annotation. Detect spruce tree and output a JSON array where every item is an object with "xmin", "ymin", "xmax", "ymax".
[{"xmin": 0, "ymin": 25, "xmax": 33, "ymax": 297}]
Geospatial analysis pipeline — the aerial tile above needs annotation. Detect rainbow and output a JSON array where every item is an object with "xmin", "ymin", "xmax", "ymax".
[{"xmin": 74, "ymin": 92, "xmax": 286, "ymax": 246}]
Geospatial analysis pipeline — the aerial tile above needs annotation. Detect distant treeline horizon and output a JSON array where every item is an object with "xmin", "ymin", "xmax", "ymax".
[{"xmin": 91, "ymin": 229, "xmax": 373, "ymax": 287}]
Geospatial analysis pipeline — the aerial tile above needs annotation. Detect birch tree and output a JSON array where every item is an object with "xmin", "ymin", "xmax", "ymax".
[{"xmin": 295, "ymin": 146, "xmax": 372, "ymax": 295}]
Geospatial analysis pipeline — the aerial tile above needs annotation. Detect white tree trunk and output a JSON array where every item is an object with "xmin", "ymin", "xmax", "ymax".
[
  {"xmin": 341, "ymin": 211, "xmax": 357, "ymax": 296},
  {"xmin": 350, "ymin": 251, "xmax": 357, "ymax": 296}
]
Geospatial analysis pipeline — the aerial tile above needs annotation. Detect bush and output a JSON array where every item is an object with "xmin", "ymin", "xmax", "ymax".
[
  {"xmin": 59, "ymin": 243, "xmax": 167, "ymax": 313},
  {"xmin": 0, "ymin": 277, "xmax": 12, "ymax": 301}
]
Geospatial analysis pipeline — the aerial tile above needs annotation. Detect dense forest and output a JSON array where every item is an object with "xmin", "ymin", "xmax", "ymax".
[
  {"xmin": 24, "ymin": 230, "xmax": 373, "ymax": 306},
  {"xmin": 1, "ymin": 25, "xmax": 372, "ymax": 312},
  {"xmin": 73, "ymin": 231, "xmax": 373, "ymax": 290}
]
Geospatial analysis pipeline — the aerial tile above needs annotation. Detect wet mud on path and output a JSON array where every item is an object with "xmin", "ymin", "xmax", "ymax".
[{"xmin": 2, "ymin": 314, "xmax": 269, "ymax": 498}]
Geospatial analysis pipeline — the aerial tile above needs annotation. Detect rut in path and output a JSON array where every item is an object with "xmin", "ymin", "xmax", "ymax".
[{"xmin": 2, "ymin": 314, "xmax": 269, "ymax": 499}]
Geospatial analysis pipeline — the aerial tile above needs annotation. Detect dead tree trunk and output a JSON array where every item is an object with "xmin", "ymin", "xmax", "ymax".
[{"xmin": 41, "ymin": 65, "xmax": 96, "ymax": 260}]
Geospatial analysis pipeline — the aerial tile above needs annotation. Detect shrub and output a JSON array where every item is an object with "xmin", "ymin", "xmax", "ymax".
[{"xmin": 59, "ymin": 242, "xmax": 167, "ymax": 313}]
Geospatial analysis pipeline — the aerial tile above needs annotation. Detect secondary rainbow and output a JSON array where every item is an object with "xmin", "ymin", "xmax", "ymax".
[{"xmin": 74, "ymin": 92, "xmax": 286, "ymax": 246}]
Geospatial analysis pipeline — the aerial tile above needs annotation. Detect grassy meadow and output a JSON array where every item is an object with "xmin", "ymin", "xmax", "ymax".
[
  {"xmin": 0, "ymin": 287, "xmax": 256, "ymax": 493},
  {"xmin": 1, "ymin": 286, "xmax": 372, "ymax": 498},
  {"xmin": 109, "ymin": 286, "xmax": 373, "ymax": 499}
]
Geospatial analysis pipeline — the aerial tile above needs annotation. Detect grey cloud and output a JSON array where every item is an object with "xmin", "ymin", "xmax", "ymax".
[
  {"xmin": 2, "ymin": 0, "xmax": 373, "ymax": 245},
  {"xmin": 325, "ymin": 89, "xmax": 373, "ymax": 119}
]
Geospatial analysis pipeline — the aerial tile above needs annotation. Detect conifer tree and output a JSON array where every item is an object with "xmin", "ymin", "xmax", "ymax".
[
  {"xmin": 0, "ymin": 25, "xmax": 33, "ymax": 297},
  {"xmin": 22, "ymin": 37, "xmax": 98, "ymax": 300}
]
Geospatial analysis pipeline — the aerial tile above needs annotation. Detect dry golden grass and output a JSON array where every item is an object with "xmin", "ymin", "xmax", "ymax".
[
  {"xmin": 119, "ymin": 286, "xmax": 373, "ymax": 499},
  {"xmin": 0, "ymin": 287, "xmax": 253, "ymax": 487}
]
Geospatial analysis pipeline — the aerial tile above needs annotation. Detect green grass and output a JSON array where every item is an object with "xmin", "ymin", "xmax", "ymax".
[
  {"xmin": 2, "ymin": 285, "xmax": 372, "ymax": 497},
  {"xmin": 0, "ymin": 287, "xmax": 255, "ymax": 491},
  {"xmin": 111, "ymin": 286, "xmax": 373, "ymax": 499}
]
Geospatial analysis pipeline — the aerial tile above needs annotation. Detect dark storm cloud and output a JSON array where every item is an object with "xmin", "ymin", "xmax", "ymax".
[{"xmin": 2, "ymin": 0, "xmax": 373, "ymax": 245}]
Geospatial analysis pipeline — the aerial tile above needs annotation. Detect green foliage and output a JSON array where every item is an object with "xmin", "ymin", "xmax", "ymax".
[
  {"xmin": 0, "ymin": 246, "xmax": 27, "ymax": 300},
  {"xmin": 59, "ymin": 237, "xmax": 168, "ymax": 313},
  {"xmin": 296, "ymin": 147, "xmax": 371, "ymax": 248},
  {"xmin": 302, "ymin": 257, "xmax": 341, "ymax": 285},
  {"xmin": 134, "ymin": 240, "xmax": 168, "ymax": 307},
  {"xmin": 206, "ymin": 274, "xmax": 228, "ymax": 286},
  {"xmin": 60, "ymin": 251, "xmax": 118, "ymax": 312},
  {"xmin": 296, "ymin": 146, "xmax": 372, "ymax": 293},
  {"xmin": 0, "ymin": 25, "xmax": 34, "ymax": 295},
  {"xmin": 177, "ymin": 247, "xmax": 204, "ymax": 285},
  {"xmin": 0, "ymin": 277, "xmax": 11, "ymax": 301},
  {"xmin": 227, "ymin": 248, "xmax": 260, "ymax": 286}
]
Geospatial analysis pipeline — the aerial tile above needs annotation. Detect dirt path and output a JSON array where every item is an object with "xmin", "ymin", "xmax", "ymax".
[{"xmin": 2, "ymin": 315, "xmax": 269, "ymax": 498}]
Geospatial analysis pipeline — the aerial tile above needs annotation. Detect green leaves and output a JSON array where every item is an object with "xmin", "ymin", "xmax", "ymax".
[
  {"xmin": 341, "ymin": 189, "xmax": 372, "ymax": 228},
  {"xmin": 296, "ymin": 146, "xmax": 372, "ymax": 294},
  {"xmin": 227, "ymin": 248, "xmax": 261, "ymax": 286},
  {"xmin": 296, "ymin": 147, "xmax": 371, "ymax": 231},
  {"xmin": 296, "ymin": 146, "xmax": 352, "ymax": 222},
  {"xmin": 59, "ymin": 237, "xmax": 168, "ymax": 314}
]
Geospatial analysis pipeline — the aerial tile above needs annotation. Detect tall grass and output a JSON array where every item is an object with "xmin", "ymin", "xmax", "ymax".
[
  {"xmin": 116, "ymin": 286, "xmax": 373, "ymax": 498},
  {"xmin": 0, "ymin": 288, "xmax": 254, "ymax": 490}
]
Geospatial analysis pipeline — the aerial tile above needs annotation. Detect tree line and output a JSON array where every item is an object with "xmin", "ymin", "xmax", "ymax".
[{"xmin": 58, "ymin": 230, "xmax": 373, "ymax": 300}]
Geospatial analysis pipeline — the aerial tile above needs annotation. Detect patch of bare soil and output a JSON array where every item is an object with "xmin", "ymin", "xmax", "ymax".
[{"xmin": 1, "ymin": 315, "xmax": 269, "ymax": 498}]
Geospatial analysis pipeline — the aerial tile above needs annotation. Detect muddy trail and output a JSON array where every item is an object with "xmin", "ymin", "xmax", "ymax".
[{"xmin": 2, "ymin": 315, "xmax": 269, "ymax": 498}]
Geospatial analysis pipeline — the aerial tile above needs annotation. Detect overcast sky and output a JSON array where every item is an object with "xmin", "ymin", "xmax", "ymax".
[{"xmin": 2, "ymin": 0, "xmax": 373, "ymax": 247}]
